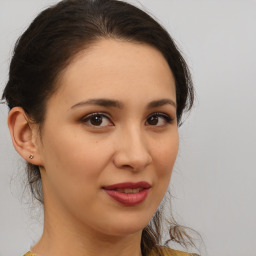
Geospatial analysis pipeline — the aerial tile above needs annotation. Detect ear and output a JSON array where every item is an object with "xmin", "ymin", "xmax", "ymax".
[{"xmin": 8, "ymin": 107, "xmax": 43, "ymax": 166}]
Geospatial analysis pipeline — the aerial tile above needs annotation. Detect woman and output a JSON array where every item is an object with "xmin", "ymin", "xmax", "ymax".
[{"xmin": 2, "ymin": 0, "xmax": 198, "ymax": 255}]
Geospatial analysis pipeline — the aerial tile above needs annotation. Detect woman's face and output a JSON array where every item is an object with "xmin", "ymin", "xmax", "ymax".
[{"xmin": 37, "ymin": 39, "xmax": 179, "ymax": 237}]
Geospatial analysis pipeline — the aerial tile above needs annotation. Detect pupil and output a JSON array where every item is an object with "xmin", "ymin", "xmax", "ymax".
[
  {"xmin": 149, "ymin": 116, "xmax": 158, "ymax": 125},
  {"xmin": 91, "ymin": 116, "xmax": 102, "ymax": 126}
]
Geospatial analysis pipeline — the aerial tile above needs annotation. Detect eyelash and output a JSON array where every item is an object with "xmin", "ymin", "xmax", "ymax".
[{"xmin": 81, "ymin": 112, "xmax": 174, "ymax": 128}]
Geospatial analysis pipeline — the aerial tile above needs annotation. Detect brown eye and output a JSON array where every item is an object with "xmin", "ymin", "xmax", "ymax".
[
  {"xmin": 147, "ymin": 115, "xmax": 159, "ymax": 125},
  {"xmin": 82, "ymin": 113, "xmax": 113, "ymax": 127},
  {"xmin": 90, "ymin": 115, "xmax": 103, "ymax": 126},
  {"xmin": 146, "ymin": 113, "xmax": 172, "ymax": 126}
]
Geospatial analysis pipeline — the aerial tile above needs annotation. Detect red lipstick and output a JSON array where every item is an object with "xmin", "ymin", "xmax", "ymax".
[{"xmin": 102, "ymin": 182, "xmax": 151, "ymax": 206}]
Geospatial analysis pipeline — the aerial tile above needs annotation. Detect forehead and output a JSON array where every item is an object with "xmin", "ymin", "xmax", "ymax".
[{"xmin": 50, "ymin": 39, "xmax": 176, "ymax": 108}]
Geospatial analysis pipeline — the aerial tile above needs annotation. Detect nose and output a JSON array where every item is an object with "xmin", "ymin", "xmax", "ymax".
[{"xmin": 113, "ymin": 126, "xmax": 152, "ymax": 171}]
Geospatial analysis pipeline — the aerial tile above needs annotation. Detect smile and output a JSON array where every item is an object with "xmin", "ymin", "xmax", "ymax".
[
  {"xmin": 115, "ymin": 188, "xmax": 143, "ymax": 193},
  {"xmin": 102, "ymin": 182, "xmax": 151, "ymax": 206}
]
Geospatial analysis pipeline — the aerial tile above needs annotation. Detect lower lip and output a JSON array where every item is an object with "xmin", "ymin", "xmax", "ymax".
[{"xmin": 104, "ymin": 189, "xmax": 150, "ymax": 206}]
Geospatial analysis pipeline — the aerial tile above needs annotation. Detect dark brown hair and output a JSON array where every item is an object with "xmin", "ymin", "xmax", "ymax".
[{"xmin": 2, "ymin": 0, "xmax": 196, "ymax": 255}]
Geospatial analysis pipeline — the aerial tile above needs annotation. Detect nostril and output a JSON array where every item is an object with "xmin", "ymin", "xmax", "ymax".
[
  {"xmin": 123, "ymin": 165, "xmax": 132, "ymax": 169},
  {"xmin": 112, "ymin": 133, "xmax": 152, "ymax": 170},
  {"xmin": 113, "ymin": 152, "xmax": 152, "ymax": 171},
  {"xmin": 118, "ymin": 164, "xmax": 139, "ymax": 171}
]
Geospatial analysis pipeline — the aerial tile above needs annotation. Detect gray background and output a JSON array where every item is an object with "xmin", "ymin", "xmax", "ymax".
[{"xmin": 0, "ymin": 0, "xmax": 255, "ymax": 256}]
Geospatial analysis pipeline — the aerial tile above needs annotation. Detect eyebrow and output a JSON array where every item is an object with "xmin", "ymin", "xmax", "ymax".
[{"xmin": 70, "ymin": 98, "xmax": 176, "ymax": 110}]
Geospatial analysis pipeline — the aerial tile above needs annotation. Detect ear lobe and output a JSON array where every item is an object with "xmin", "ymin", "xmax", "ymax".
[{"xmin": 8, "ymin": 107, "xmax": 43, "ymax": 166}]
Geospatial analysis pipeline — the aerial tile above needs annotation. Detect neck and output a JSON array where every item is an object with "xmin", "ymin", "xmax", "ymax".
[{"xmin": 32, "ymin": 205, "xmax": 143, "ymax": 256}]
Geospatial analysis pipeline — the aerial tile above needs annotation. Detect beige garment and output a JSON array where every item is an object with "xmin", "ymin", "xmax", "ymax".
[
  {"xmin": 24, "ymin": 248, "xmax": 198, "ymax": 256},
  {"xmin": 150, "ymin": 247, "xmax": 199, "ymax": 256},
  {"xmin": 24, "ymin": 253, "xmax": 36, "ymax": 256}
]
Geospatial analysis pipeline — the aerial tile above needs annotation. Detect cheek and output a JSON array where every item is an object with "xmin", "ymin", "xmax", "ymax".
[
  {"xmin": 43, "ymin": 126, "xmax": 106, "ymax": 168},
  {"xmin": 153, "ymin": 132, "xmax": 179, "ymax": 192},
  {"xmin": 40, "ymin": 132, "xmax": 114, "ymax": 217},
  {"xmin": 155, "ymin": 132, "xmax": 179, "ymax": 172},
  {"xmin": 40, "ymin": 127, "xmax": 113, "ymax": 197}
]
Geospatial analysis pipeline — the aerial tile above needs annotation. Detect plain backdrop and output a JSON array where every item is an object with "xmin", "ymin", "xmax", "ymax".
[{"xmin": 0, "ymin": 1, "xmax": 255, "ymax": 256}]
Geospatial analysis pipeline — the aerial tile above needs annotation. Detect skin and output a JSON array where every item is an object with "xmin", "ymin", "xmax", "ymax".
[{"xmin": 8, "ymin": 39, "xmax": 179, "ymax": 256}]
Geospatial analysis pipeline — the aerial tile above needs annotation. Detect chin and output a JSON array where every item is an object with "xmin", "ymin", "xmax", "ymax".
[
  {"xmin": 103, "ymin": 224, "xmax": 145, "ymax": 237},
  {"xmin": 97, "ymin": 213, "xmax": 152, "ymax": 237}
]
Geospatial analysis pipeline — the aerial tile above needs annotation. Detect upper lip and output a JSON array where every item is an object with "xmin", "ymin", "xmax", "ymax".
[{"xmin": 102, "ymin": 181, "xmax": 151, "ymax": 190}]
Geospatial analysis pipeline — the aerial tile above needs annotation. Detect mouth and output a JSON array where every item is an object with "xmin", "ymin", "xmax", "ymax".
[
  {"xmin": 114, "ymin": 188, "xmax": 144, "ymax": 194},
  {"xmin": 103, "ymin": 181, "xmax": 151, "ymax": 190},
  {"xmin": 102, "ymin": 182, "xmax": 151, "ymax": 206}
]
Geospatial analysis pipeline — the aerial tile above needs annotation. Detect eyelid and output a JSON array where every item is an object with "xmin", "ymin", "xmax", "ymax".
[
  {"xmin": 80, "ymin": 111, "xmax": 174, "ymax": 128},
  {"xmin": 145, "ymin": 112, "xmax": 174, "ymax": 126},
  {"xmin": 81, "ymin": 112, "xmax": 113, "ymax": 127}
]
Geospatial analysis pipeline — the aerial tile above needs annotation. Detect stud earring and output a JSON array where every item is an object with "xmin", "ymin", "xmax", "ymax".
[{"xmin": 29, "ymin": 154, "xmax": 34, "ymax": 159}]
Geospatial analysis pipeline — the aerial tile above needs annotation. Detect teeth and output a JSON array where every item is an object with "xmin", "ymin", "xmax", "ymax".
[{"xmin": 116, "ymin": 188, "xmax": 143, "ymax": 194}]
